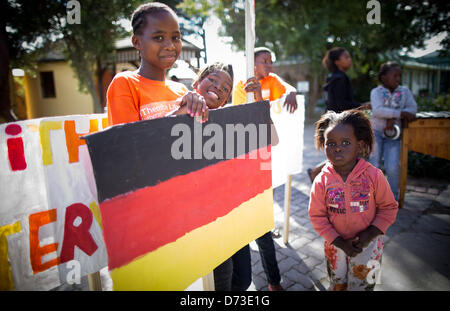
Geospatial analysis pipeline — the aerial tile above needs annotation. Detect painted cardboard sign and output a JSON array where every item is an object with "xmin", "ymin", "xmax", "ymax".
[
  {"xmin": 0, "ymin": 114, "xmax": 108, "ymax": 290},
  {"xmin": 270, "ymin": 95, "xmax": 305, "ymax": 188},
  {"xmin": 83, "ymin": 102, "xmax": 275, "ymax": 290}
]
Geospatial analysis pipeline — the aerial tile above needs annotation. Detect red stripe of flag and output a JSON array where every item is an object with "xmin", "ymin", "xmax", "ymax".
[{"xmin": 100, "ymin": 147, "xmax": 272, "ymax": 269}]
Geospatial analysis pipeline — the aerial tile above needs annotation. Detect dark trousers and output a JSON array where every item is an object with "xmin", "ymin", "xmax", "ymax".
[
  {"xmin": 213, "ymin": 245, "xmax": 251, "ymax": 291},
  {"xmin": 255, "ymin": 231, "xmax": 281, "ymax": 285}
]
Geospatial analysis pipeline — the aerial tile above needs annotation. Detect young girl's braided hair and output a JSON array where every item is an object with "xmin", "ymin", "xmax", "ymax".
[
  {"xmin": 322, "ymin": 47, "xmax": 347, "ymax": 73},
  {"xmin": 377, "ymin": 61, "xmax": 401, "ymax": 82},
  {"xmin": 131, "ymin": 2, "xmax": 177, "ymax": 35},
  {"xmin": 314, "ymin": 109, "xmax": 374, "ymax": 158}
]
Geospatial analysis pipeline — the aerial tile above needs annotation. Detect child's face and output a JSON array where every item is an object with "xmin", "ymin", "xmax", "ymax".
[
  {"xmin": 381, "ymin": 67, "xmax": 402, "ymax": 91},
  {"xmin": 254, "ymin": 52, "xmax": 273, "ymax": 80},
  {"xmin": 324, "ymin": 123, "xmax": 363, "ymax": 172},
  {"xmin": 132, "ymin": 11, "xmax": 182, "ymax": 73},
  {"xmin": 195, "ymin": 71, "xmax": 233, "ymax": 109},
  {"xmin": 334, "ymin": 51, "xmax": 352, "ymax": 72}
]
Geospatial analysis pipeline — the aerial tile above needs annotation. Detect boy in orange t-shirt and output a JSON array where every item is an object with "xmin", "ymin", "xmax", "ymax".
[{"xmin": 232, "ymin": 47, "xmax": 298, "ymax": 113}]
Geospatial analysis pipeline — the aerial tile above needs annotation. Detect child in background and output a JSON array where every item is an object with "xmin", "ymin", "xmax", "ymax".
[
  {"xmin": 106, "ymin": 2, "xmax": 207, "ymax": 126},
  {"xmin": 171, "ymin": 61, "xmax": 252, "ymax": 291},
  {"xmin": 232, "ymin": 47, "xmax": 298, "ymax": 113},
  {"xmin": 322, "ymin": 47, "xmax": 369, "ymax": 113},
  {"xmin": 309, "ymin": 109, "xmax": 398, "ymax": 291},
  {"xmin": 307, "ymin": 47, "xmax": 370, "ymax": 183},
  {"xmin": 369, "ymin": 62, "xmax": 417, "ymax": 201},
  {"xmin": 172, "ymin": 62, "xmax": 233, "ymax": 113}
]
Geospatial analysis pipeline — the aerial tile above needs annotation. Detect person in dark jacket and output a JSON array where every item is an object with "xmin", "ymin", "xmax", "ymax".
[
  {"xmin": 307, "ymin": 47, "xmax": 370, "ymax": 182},
  {"xmin": 322, "ymin": 47, "xmax": 369, "ymax": 112}
]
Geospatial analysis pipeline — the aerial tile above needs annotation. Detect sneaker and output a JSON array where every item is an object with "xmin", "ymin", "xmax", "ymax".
[
  {"xmin": 271, "ymin": 228, "xmax": 281, "ymax": 239},
  {"xmin": 268, "ymin": 283, "xmax": 284, "ymax": 291}
]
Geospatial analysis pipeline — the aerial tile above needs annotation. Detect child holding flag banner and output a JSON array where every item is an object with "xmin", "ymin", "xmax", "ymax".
[
  {"xmin": 177, "ymin": 62, "xmax": 253, "ymax": 291},
  {"xmin": 106, "ymin": 2, "xmax": 207, "ymax": 126},
  {"xmin": 90, "ymin": 1, "xmax": 275, "ymax": 290},
  {"xmin": 232, "ymin": 46, "xmax": 300, "ymax": 291},
  {"xmin": 232, "ymin": 47, "xmax": 298, "ymax": 114}
]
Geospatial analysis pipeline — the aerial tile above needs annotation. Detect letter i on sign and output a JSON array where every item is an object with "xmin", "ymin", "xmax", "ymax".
[{"xmin": 5, "ymin": 124, "xmax": 27, "ymax": 171}]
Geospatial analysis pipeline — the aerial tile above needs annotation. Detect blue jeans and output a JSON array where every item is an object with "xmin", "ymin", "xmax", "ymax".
[
  {"xmin": 213, "ymin": 245, "xmax": 251, "ymax": 291},
  {"xmin": 255, "ymin": 231, "xmax": 281, "ymax": 285},
  {"xmin": 369, "ymin": 129, "xmax": 401, "ymax": 200}
]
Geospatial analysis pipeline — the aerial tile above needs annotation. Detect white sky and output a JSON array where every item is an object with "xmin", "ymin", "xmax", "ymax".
[
  {"xmin": 203, "ymin": 16, "xmax": 246, "ymax": 82},
  {"xmin": 407, "ymin": 32, "xmax": 447, "ymax": 58}
]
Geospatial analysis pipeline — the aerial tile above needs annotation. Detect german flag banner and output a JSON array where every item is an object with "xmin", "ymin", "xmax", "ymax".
[{"xmin": 83, "ymin": 102, "xmax": 274, "ymax": 290}]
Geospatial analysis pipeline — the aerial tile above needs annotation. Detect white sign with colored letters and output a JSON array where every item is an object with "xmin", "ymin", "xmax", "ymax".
[{"xmin": 0, "ymin": 114, "xmax": 108, "ymax": 291}]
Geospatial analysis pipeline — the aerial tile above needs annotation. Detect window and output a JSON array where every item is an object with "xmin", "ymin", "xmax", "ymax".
[{"xmin": 40, "ymin": 71, "xmax": 56, "ymax": 98}]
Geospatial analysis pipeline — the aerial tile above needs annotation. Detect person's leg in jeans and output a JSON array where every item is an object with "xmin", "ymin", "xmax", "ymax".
[
  {"xmin": 213, "ymin": 258, "xmax": 233, "ymax": 291},
  {"xmin": 255, "ymin": 231, "xmax": 283, "ymax": 290},
  {"xmin": 231, "ymin": 245, "xmax": 252, "ymax": 291},
  {"xmin": 369, "ymin": 129, "xmax": 384, "ymax": 171},
  {"xmin": 383, "ymin": 137, "xmax": 401, "ymax": 201}
]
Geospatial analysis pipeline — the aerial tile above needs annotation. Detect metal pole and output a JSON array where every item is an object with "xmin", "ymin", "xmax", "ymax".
[
  {"xmin": 283, "ymin": 175, "xmax": 292, "ymax": 244},
  {"xmin": 202, "ymin": 271, "xmax": 215, "ymax": 291}
]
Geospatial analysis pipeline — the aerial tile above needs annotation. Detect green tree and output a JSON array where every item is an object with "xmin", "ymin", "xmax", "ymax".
[
  {"xmin": 2, "ymin": 0, "xmax": 209, "ymax": 120},
  {"xmin": 188, "ymin": 0, "xmax": 449, "ymax": 117},
  {"xmin": 176, "ymin": 1, "xmax": 213, "ymax": 68},
  {"xmin": 59, "ymin": 0, "xmax": 141, "ymax": 113},
  {"xmin": 3, "ymin": 0, "xmax": 143, "ymax": 120},
  {"xmin": 2, "ymin": 0, "xmax": 64, "ymax": 121}
]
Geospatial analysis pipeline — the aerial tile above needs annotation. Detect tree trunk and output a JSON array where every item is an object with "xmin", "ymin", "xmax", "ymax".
[
  {"xmin": 96, "ymin": 57, "xmax": 105, "ymax": 110},
  {"xmin": 87, "ymin": 74, "xmax": 103, "ymax": 114},
  {"xmin": 305, "ymin": 74, "xmax": 320, "ymax": 119},
  {"xmin": 70, "ymin": 59, "xmax": 103, "ymax": 114},
  {"xmin": 0, "ymin": 23, "xmax": 15, "ymax": 122},
  {"xmin": 64, "ymin": 35, "xmax": 103, "ymax": 114}
]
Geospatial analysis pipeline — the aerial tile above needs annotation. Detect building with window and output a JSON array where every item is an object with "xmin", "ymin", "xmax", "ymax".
[{"xmin": 402, "ymin": 52, "xmax": 450, "ymax": 96}]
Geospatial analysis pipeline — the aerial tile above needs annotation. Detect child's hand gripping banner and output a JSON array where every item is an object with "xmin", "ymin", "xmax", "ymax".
[
  {"xmin": 83, "ymin": 102, "xmax": 274, "ymax": 290},
  {"xmin": 0, "ymin": 114, "xmax": 108, "ymax": 290}
]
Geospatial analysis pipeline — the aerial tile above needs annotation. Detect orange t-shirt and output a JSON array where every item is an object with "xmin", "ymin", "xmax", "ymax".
[
  {"xmin": 232, "ymin": 73, "xmax": 287, "ymax": 106},
  {"xmin": 107, "ymin": 71, "xmax": 188, "ymax": 126}
]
